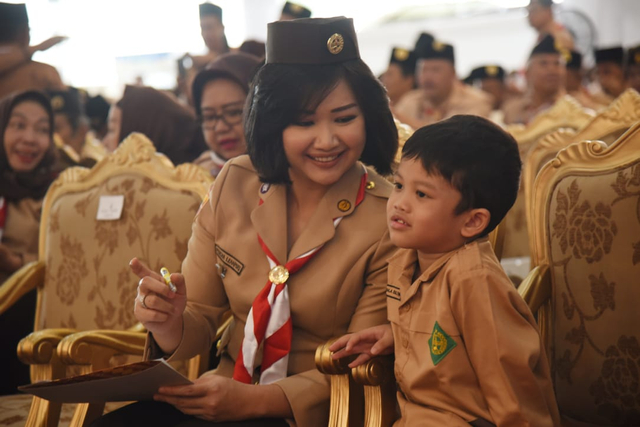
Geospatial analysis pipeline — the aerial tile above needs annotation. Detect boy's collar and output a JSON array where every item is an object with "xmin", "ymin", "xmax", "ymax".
[{"xmin": 388, "ymin": 236, "xmax": 490, "ymax": 284}]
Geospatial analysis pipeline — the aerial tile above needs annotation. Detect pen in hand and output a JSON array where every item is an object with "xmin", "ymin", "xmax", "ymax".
[{"xmin": 160, "ymin": 267, "xmax": 177, "ymax": 293}]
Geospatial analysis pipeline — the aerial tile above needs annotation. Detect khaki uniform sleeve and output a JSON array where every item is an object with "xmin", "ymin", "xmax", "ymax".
[
  {"xmin": 275, "ymin": 230, "xmax": 396, "ymax": 426},
  {"xmin": 450, "ymin": 269, "xmax": 560, "ymax": 426},
  {"xmin": 144, "ymin": 164, "xmax": 231, "ymax": 361}
]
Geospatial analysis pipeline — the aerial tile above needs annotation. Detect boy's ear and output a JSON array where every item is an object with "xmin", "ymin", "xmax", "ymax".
[{"xmin": 460, "ymin": 208, "xmax": 490, "ymax": 239}]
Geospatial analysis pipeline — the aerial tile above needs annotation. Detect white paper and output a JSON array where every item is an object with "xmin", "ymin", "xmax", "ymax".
[
  {"xmin": 19, "ymin": 359, "xmax": 192, "ymax": 403},
  {"xmin": 96, "ymin": 195, "xmax": 125, "ymax": 221}
]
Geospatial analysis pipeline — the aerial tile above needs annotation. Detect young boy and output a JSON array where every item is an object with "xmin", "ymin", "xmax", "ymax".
[{"xmin": 330, "ymin": 115, "xmax": 560, "ymax": 426}]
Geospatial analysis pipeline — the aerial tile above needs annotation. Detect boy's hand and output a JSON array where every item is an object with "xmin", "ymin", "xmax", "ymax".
[{"xmin": 329, "ymin": 324, "xmax": 394, "ymax": 368}]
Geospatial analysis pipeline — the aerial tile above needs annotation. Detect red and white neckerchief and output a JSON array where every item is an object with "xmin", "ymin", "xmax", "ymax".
[
  {"xmin": 233, "ymin": 167, "xmax": 368, "ymax": 385},
  {"xmin": 0, "ymin": 197, "xmax": 6, "ymax": 241}
]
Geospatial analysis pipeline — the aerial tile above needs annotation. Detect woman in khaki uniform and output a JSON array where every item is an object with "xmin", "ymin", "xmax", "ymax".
[
  {"xmin": 94, "ymin": 17, "xmax": 398, "ymax": 427},
  {"xmin": 0, "ymin": 90, "xmax": 58, "ymax": 395}
]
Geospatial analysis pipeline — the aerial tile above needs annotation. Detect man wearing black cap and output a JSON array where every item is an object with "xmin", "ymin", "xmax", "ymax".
[
  {"xmin": 593, "ymin": 46, "xmax": 626, "ymax": 103},
  {"xmin": 503, "ymin": 34, "xmax": 566, "ymax": 125},
  {"xmin": 394, "ymin": 36, "xmax": 492, "ymax": 128},
  {"xmin": 279, "ymin": 2, "xmax": 312, "ymax": 21},
  {"xmin": 465, "ymin": 65, "xmax": 507, "ymax": 111},
  {"xmin": 0, "ymin": 2, "xmax": 65, "ymax": 99},
  {"xmin": 627, "ymin": 44, "xmax": 640, "ymax": 93},
  {"xmin": 564, "ymin": 50, "xmax": 606, "ymax": 110},
  {"xmin": 380, "ymin": 47, "xmax": 416, "ymax": 106},
  {"xmin": 527, "ymin": 0, "xmax": 574, "ymax": 50}
]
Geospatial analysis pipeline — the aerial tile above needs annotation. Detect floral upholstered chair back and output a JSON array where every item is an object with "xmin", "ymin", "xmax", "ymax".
[
  {"xmin": 501, "ymin": 96, "xmax": 594, "ymax": 265},
  {"xmin": 524, "ymin": 89, "xmax": 640, "ymax": 258},
  {"xmin": 35, "ymin": 133, "xmax": 212, "ymax": 344},
  {"xmin": 530, "ymin": 123, "xmax": 640, "ymax": 425}
]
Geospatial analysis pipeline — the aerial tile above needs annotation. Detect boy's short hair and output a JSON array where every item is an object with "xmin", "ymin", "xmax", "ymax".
[
  {"xmin": 402, "ymin": 115, "xmax": 521, "ymax": 237},
  {"xmin": 245, "ymin": 59, "xmax": 398, "ymax": 184}
]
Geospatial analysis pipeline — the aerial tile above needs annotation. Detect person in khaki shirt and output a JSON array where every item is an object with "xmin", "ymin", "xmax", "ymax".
[
  {"xmin": 526, "ymin": 0, "xmax": 574, "ymax": 51},
  {"xmin": 0, "ymin": 89, "xmax": 59, "ymax": 395},
  {"xmin": 593, "ymin": 46, "xmax": 627, "ymax": 104},
  {"xmin": 564, "ymin": 50, "xmax": 607, "ymax": 111},
  {"xmin": 0, "ymin": 3, "xmax": 65, "ymax": 100},
  {"xmin": 92, "ymin": 17, "xmax": 399, "ymax": 427},
  {"xmin": 394, "ymin": 37, "xmax": 492, "ymax": 129},
  {"xmin": 503, "ymin": 34, "xmax": 566, "ymax": 125},
  {"xmin": 380, "ymin": 47, "xmax": 417, "ymax": 107},
  {"xmin": 332, "ymin": 115, "xmax": 560, "ymax": 426}
]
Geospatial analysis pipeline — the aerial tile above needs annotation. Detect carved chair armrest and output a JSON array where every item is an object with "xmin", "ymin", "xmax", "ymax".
[
  {"xmin": 316, "ymin": 339, "xmax": 364, "ymax": 427},
  {"xmin": 57, "ymin": 329, "xmax": 146, "ymax": 369},
  {"xmin": 352, "ymin": 355, "xmax": 397, "ymax": 427},
  {"xmin": 0, "ymin": 260, "xmax": 45, "ymax": 315},
  {"xmin": 17, "ymin": 328, "xmax": 77, "ymax": 365},
  {"xmin": 518, "ymin": 264, "xmax": 551, "ymax": 313}
]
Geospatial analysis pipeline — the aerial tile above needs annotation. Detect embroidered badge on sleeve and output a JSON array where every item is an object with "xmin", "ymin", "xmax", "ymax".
[{"xmin": 429, "ymin": 321, "xmax": 457, "ymax": 365}]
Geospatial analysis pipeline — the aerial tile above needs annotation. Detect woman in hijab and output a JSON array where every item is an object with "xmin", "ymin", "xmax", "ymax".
[
  {"xmin": 0, "ymin": 89, "xmax": 58, "ymax": 394},
  {"xmin": 0, "ymin": 90, "xmax": 58, "ymax": 281},
  {"xmin": 191, "ymin": 52, "xmax": 261, "ymax": 176},
  {"xmin": 102, "ymin": 86, "xmax": 207, "ymax": 165}
]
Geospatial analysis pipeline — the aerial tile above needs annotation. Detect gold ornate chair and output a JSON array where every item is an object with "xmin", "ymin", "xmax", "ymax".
[
  {"xmin": 501, "ymin": 95, "xmax": 594, "ymax": 278},
  {"xmin": 518, "ymin": 122, "xmax": 640, "ymax": 425},
  {"xmin": 0, "ymin": 133, "xmax": 213, "ymax": 427},
  {"xmin": 523, "ymin": 89, "xmax": 640, "ymax": 256}
]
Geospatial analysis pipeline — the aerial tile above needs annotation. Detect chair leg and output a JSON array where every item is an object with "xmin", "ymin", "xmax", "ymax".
[
  {"xmin": 25, "ymin": 356, "xmax": 66, "ymax": 427},
  {"xmin": 70, "ymin": 402, "xmax": 106, "ymax": 427}
]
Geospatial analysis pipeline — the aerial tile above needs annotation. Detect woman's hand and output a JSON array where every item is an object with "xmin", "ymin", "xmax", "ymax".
[
  {"xmin": 329, "ymin": 324, "xmax": 394, "ymax": 368},
  {"xmin": 131, "ymin": 257, "xmax": 186, "ymax": 354},
  {"xmin": 154, "ymin": 374, "xmax": 291, "ymax": 421}
]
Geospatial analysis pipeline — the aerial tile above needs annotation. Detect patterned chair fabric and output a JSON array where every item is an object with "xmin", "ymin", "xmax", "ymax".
[
  {"xmin": 501, "ymin": 96, "xmax": 594, "ymax": 265},
  {"xmin": 524, "ymin": 89, "xmax": 640, "ymax": 257},
  {"xmin": 528, "ymin": 123, "xmax": 640, "ymax": 425},
  {"xmin": 0, "ymin": 133, "xmax": 213, "ymax": 427}
]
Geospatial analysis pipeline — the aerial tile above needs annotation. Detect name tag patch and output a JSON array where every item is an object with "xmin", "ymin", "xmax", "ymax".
[
  {"xmin": 429, "ymin": 321, "xmax": 457, "ymax": 365},
  {"xmin": 386, "ymin": 284, "xmax": 401, "ymax": 301},
  {"xmin": 215, "ymin": 245, "xmax": 244, "ymax": 276}
]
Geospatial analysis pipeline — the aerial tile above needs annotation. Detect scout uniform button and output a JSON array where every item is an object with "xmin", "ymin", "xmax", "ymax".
[{"xmin": 337, "ymin": 199, "xmax": 351, "ymax": 212}]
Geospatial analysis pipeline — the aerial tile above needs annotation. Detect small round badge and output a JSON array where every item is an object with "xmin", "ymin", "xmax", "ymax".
[
  {"xmin": 337, "ymin": 199, "xmax": 351, "ymax": 212},
  {"xmin": 269, "ymin": 265, "xmax": 290, "ymax": 285},
  {"xmin": 327, "ymin": 33, "xmax": 344, "ymax": 55},
  {"xmin": 51, "ymin": 96, "xmax": 64, "ymax": 110},
  {"xmin": 394, "ymin": 48, "xmax": 410, "ymax": 61},
  {"xmin": 366, "ymin": 181, "xmax": 376, "ymax": 190}
]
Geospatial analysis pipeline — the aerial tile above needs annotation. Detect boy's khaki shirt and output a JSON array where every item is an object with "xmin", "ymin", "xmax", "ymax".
[
  {"xmin": 386, "ymin": 238, "xmax": 560, "ymax": 426},
  {"xmin": 146, "ymin": 155, "xmax": 396, "ymax": 426}
]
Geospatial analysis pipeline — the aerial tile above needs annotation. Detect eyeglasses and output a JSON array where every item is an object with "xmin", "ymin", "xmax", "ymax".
[{"xmin": 198, "ymin": 103, "xmax": 244, "ymax": 129}]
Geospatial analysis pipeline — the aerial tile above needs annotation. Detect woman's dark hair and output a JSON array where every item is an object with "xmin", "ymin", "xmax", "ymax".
[
  {"xmin": 245, "ymin": 59, "xmax": 398, "ymax": 184},
  {"xmin": 402, "ymin": 115, "xmax": 522, "ymax": 237}
]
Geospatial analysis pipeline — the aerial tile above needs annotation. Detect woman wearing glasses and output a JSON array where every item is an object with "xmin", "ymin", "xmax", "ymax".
[{"xmin": 192, "ymin": 52, "xmax": 262, "ymax": 177}]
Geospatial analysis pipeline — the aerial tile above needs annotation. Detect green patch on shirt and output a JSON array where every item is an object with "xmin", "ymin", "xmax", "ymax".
[{"xmin": 429, "ymin": 321, "xmax": 457, "ymax": 365}]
